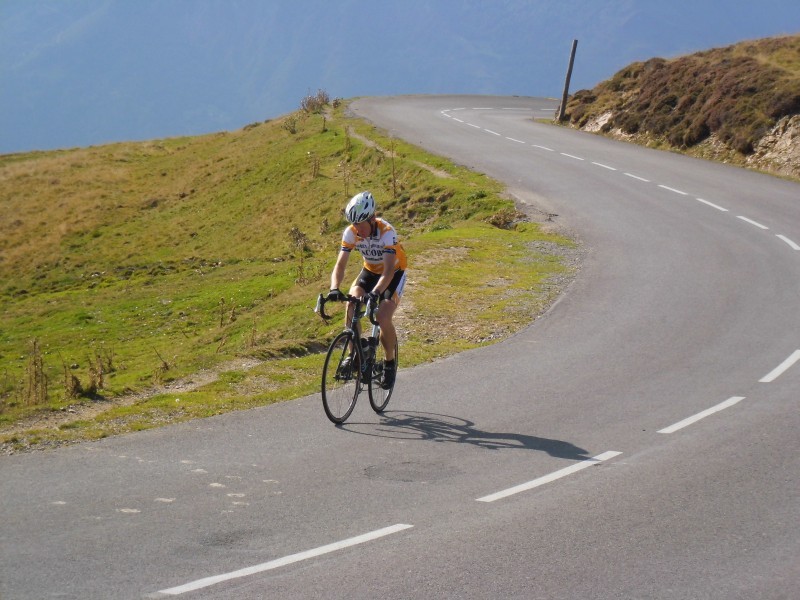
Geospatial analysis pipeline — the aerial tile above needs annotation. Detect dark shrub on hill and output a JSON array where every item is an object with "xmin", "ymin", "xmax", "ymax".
[{"xmin": 564, "ymin": 34, "xmax": 800, "ymax": 155}]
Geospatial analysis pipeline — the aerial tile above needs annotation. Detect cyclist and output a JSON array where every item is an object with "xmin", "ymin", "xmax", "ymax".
[{"xmin": 327, "ymin": 191, "xmax": 407, "ymax": 389}]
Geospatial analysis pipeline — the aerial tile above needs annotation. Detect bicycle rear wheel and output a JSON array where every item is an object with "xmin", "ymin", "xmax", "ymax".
[
  {"xmin": 321, "ymin": 331, "xmax": 361, "ymax": 424},
  {"xmin": 368, "ymin": 338, "xmax": 398, "ymax": 413}
]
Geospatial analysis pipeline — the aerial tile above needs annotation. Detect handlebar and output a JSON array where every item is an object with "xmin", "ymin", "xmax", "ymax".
[{"xmin": 315, "ymin": 293, "xmax": 380, "ymax": 326}]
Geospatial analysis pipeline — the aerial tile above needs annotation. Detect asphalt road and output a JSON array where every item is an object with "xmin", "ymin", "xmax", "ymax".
[{"xmin": 2, "ymin": 95, "xmax": 799, "ymax": 599}]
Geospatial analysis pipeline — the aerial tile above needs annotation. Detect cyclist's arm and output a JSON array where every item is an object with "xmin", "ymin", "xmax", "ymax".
[
  {"xmin": 372, "ymin": 253, "xmax": 397, "ymax": 296},
  {"xmin": 330, "ymin": 249, "xmax": 350, "ymax": 290}
]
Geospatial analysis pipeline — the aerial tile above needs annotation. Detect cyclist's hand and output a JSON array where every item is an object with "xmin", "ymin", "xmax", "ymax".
[
  {"xmin": 365, "ymin": 291, "xmax": 380, "ymax": 306},
  {"xmin": 327, "ymin": 288, "xmax": 346, "ymax": 302}
]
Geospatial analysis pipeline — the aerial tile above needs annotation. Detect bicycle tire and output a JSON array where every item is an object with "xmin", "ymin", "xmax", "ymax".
[
  {"xmin": 368, "ymin": 338, "xmax": 398, "ymax": 413},
  {"xmin": 321, "ymin": 331, "xmax": 361, "ymax": 424}
]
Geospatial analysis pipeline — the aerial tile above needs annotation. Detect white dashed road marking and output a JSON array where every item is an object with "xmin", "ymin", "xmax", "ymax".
[
  {"xmin": 658, "ymin": 397, "xmax": 745, "ymax": 434},
  {"xmin": 776, "ymin": 234, "xmax": 800, "ymax": 250},
  {"xmin": 737, "ymin": 216, "xmax": 769, "ymax": 230},
  {"xmin": 697, "ymin": 198, "xmax": 728, "ymax": 212},
  {"xmin": 624, "ymin": 172, "xmax": 650, "ymax": 182},
  {"xmin": 476, "ymin": 451, "xmax": 622, "ymax": 503},
  {"xmin": 153, "ymin": 524, "xmax": 413, "ymax": 596},
  {"xmin": 759, "ymin": 350, "xmax": 800, "ymax": 382},
  {"xmin": 658, "ymin": 184, "xmax": 688, "ymax": 195},
  {"xmin": 143, "ymin": 106, "xmax": 796, "ymax": 597}
]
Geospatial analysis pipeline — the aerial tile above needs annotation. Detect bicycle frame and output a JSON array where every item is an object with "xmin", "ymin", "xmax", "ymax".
[
  {"xmin": 350, "ymin": 303, "xmax": 380, "ymax": 373},
  {"xmin": 317, "ymin": 294, "xmax": 380, "ymax": 375},
  {"xmin": 316, "ymin": 292, "xmax": 396, "ymax": 423}
]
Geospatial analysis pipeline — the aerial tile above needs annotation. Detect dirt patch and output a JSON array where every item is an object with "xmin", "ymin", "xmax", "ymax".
[
  {"xmin": 2, "ymin": 357, "xmax": 261, "ymax": 453},
  {"xmin": 348, "ymin": 129, "xmax": 454, "ymax": 179}
]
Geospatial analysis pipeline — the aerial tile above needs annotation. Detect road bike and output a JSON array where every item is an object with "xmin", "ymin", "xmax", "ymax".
[{"xmin": 314, "ymin": 293, "xmax": 398, "ymax": 424}]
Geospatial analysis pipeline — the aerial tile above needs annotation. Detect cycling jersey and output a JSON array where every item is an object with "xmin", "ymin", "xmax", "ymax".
[{"xmin": 341, "ymin": 218, "xmax": 407, "ymax": 274}]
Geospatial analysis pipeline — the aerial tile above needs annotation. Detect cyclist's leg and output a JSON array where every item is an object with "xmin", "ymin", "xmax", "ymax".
[
  {"xmin": 346, "ymin": 269, "xmax": 373, "ymax": 340},
  {"xmin": 350, "ymin": 268, "xmax": 377, "ymax": 301},
  {"xmin": 376, "ymin": 302, "xmax": 398, "ymax": 391},
  {"xmin": 343, "ymin": 299, "xmax": 360, "ymax": 342},
  {"xmin": 377, "ymin": 270, "xmax": 406, "ymax": 362},
  {"xmin": 376, "ymin": 299, "xmax": 398, "ymax": 361}
]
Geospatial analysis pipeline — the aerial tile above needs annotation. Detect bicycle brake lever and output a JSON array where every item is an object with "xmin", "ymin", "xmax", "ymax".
[
  {"xmin": 366, "ymin": 298, "xmax": 379, "ymax": 326},
  {"xmin": 314, "ymin": 293, "xmax": 330, "ymax": 322}
]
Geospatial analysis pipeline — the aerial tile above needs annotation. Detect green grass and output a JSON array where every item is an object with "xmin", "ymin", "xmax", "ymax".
[{"xmin": 0, "ymin": 99, "xmax": 576, "ymax": 450}]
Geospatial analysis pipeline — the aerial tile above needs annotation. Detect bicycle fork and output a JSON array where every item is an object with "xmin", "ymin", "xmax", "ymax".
[{"xmin": 356, "ymin": 321, "xmax": 381, "ymax": 383}]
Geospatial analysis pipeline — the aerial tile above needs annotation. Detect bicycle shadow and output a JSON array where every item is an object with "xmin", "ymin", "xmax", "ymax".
[{"xmin": 344, "ymin": 411, "xmax": 590, "ymax": 460}]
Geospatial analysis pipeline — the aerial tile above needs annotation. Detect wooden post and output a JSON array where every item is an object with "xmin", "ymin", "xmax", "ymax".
[{"xmin": 557, "ymin": 39, "xmax": 578, "ymax": 122}]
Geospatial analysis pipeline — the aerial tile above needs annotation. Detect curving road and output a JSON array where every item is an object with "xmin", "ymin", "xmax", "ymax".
[{"xmin": 2, "ymin": 95, "xmax": 799, "ymax": 599}]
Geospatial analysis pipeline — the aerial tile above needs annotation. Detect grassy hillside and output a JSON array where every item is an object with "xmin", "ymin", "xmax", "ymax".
[
  {"xmin": 0, "ymin": 97, "xmax": 576, "ymax": 451},
  {"xmin": 564, "ymin": 34, "xmax": 800, "ymax": 177}
]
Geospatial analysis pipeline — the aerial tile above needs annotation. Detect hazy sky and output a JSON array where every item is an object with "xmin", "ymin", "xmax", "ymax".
[{"xmin": 2, "ymin": 0, "xmax": 798, "ymax": 153}]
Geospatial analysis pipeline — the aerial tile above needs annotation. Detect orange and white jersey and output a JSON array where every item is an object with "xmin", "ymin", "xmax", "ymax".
[{"xmin": 341, "ymin": 218, "xmax": 407, "ymax": 274}]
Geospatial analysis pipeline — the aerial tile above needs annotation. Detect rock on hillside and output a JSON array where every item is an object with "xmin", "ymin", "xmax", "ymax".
[
  {"xmin": 563, "ymin": 34, "xmax": 800, "ymax": 180},
  {"xmin": 746, "ymin": 115, "xmax": 800, "ymax": 177}
]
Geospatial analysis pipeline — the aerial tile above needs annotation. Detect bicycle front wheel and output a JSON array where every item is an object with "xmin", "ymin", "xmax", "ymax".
[
  {"xmin": 321, "ymin": 331, "xmax": 361, "ymax": 424},
  {"xmin": 368, "ymin": 338, "xmax": 398, "ymax": 413}
]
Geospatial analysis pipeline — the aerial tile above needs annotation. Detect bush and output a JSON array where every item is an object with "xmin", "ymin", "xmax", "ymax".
[
  {"xmin": 766, "ymin": 92, "xmax": 800, "ymax": 119},
  {"xmin": 282, "ymin": 116, "xmax": 298, "ymax": 134},
  {"xmin": 566, "ymin": 34, "xmax": 800, "ymax": 155},
  {"xmin": 300, "ymin": 89, "xmax": 331, "ymax": 114},
  {"xmin": 683, "ymin": 119, "xmax": 711, "ymax": 146}
]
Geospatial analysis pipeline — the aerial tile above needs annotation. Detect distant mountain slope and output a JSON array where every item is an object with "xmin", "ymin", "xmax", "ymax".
[
  {"xmin": 3, "ymin": 0, "xmax": 800, "ymax": 153},
  {"xmin": 564, "ymin": 35, "xmax": 800, "ymax": 179}
]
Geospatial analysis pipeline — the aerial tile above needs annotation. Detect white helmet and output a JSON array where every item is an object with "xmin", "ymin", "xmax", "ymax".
[{"xmin": 344, "ymin": 191, "xmax": 376, "ymax": 223}]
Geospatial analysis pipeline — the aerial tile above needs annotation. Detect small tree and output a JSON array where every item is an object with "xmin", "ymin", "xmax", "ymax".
[
  {"xmin": 300, "ymin": 89, "xmax": 331, "ymax": 114},
  {"xmin": 24, "ymin": 339, "xmax": 48, "ymax": 406},
  {"xmin": 282, "ymin": 115, "xmax": 298, "ymax": 134}
]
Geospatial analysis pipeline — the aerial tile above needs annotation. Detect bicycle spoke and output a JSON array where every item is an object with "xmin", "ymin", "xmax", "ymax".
[
  {"xmin": 321, "ymin": 332, "xmax": 360, "ymax": 423},
  {"xmin": 368, "ymin": 338, "xmax": 397, "ymax": 413}
]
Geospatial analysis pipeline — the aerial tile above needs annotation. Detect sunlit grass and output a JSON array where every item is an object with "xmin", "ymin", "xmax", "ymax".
[{"xmin": 1, "ymin": 99, "xmax": 577, "ymax": 450}]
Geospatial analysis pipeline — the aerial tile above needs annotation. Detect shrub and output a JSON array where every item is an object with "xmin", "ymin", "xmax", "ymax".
[
  {"xmin": 486, "ymin": 208, "xmax": 525, "ymax": 230},
  {"xmin": 282, "ymin": 116, "xmax": 298, "ymax": 134},
  {"xmin": 766, "ymin": 92, "xmax": 800, "ymax": 119},
  {"xmin": 565, "ymin": 34, "xmax": 800, "ymax": 156},
  {"xmin": 24, "ymin": 339, "xmax": 47, "ymax": 406},
  {"xmin": 300, "ymin": 89, "xmax": 331, "ymax": 114},
  {"xmin": 683, "ymin": 119, "xmax": 711, "ymax": 146}
]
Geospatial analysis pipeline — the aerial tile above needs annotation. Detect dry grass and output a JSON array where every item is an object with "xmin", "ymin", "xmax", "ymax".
[
  {"xmin": 564, "ymin": 34, "xmax": 800, "ymax": 158},
  {"xmin": 0, "ymin": 95, "xmax": 577, "ymax": 452}
]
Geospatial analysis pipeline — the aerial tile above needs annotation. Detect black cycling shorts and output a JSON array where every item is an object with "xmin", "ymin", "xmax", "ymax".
[{"xmin": 352, "ymin": 268, "xmax": 407, "ymax": 302}]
